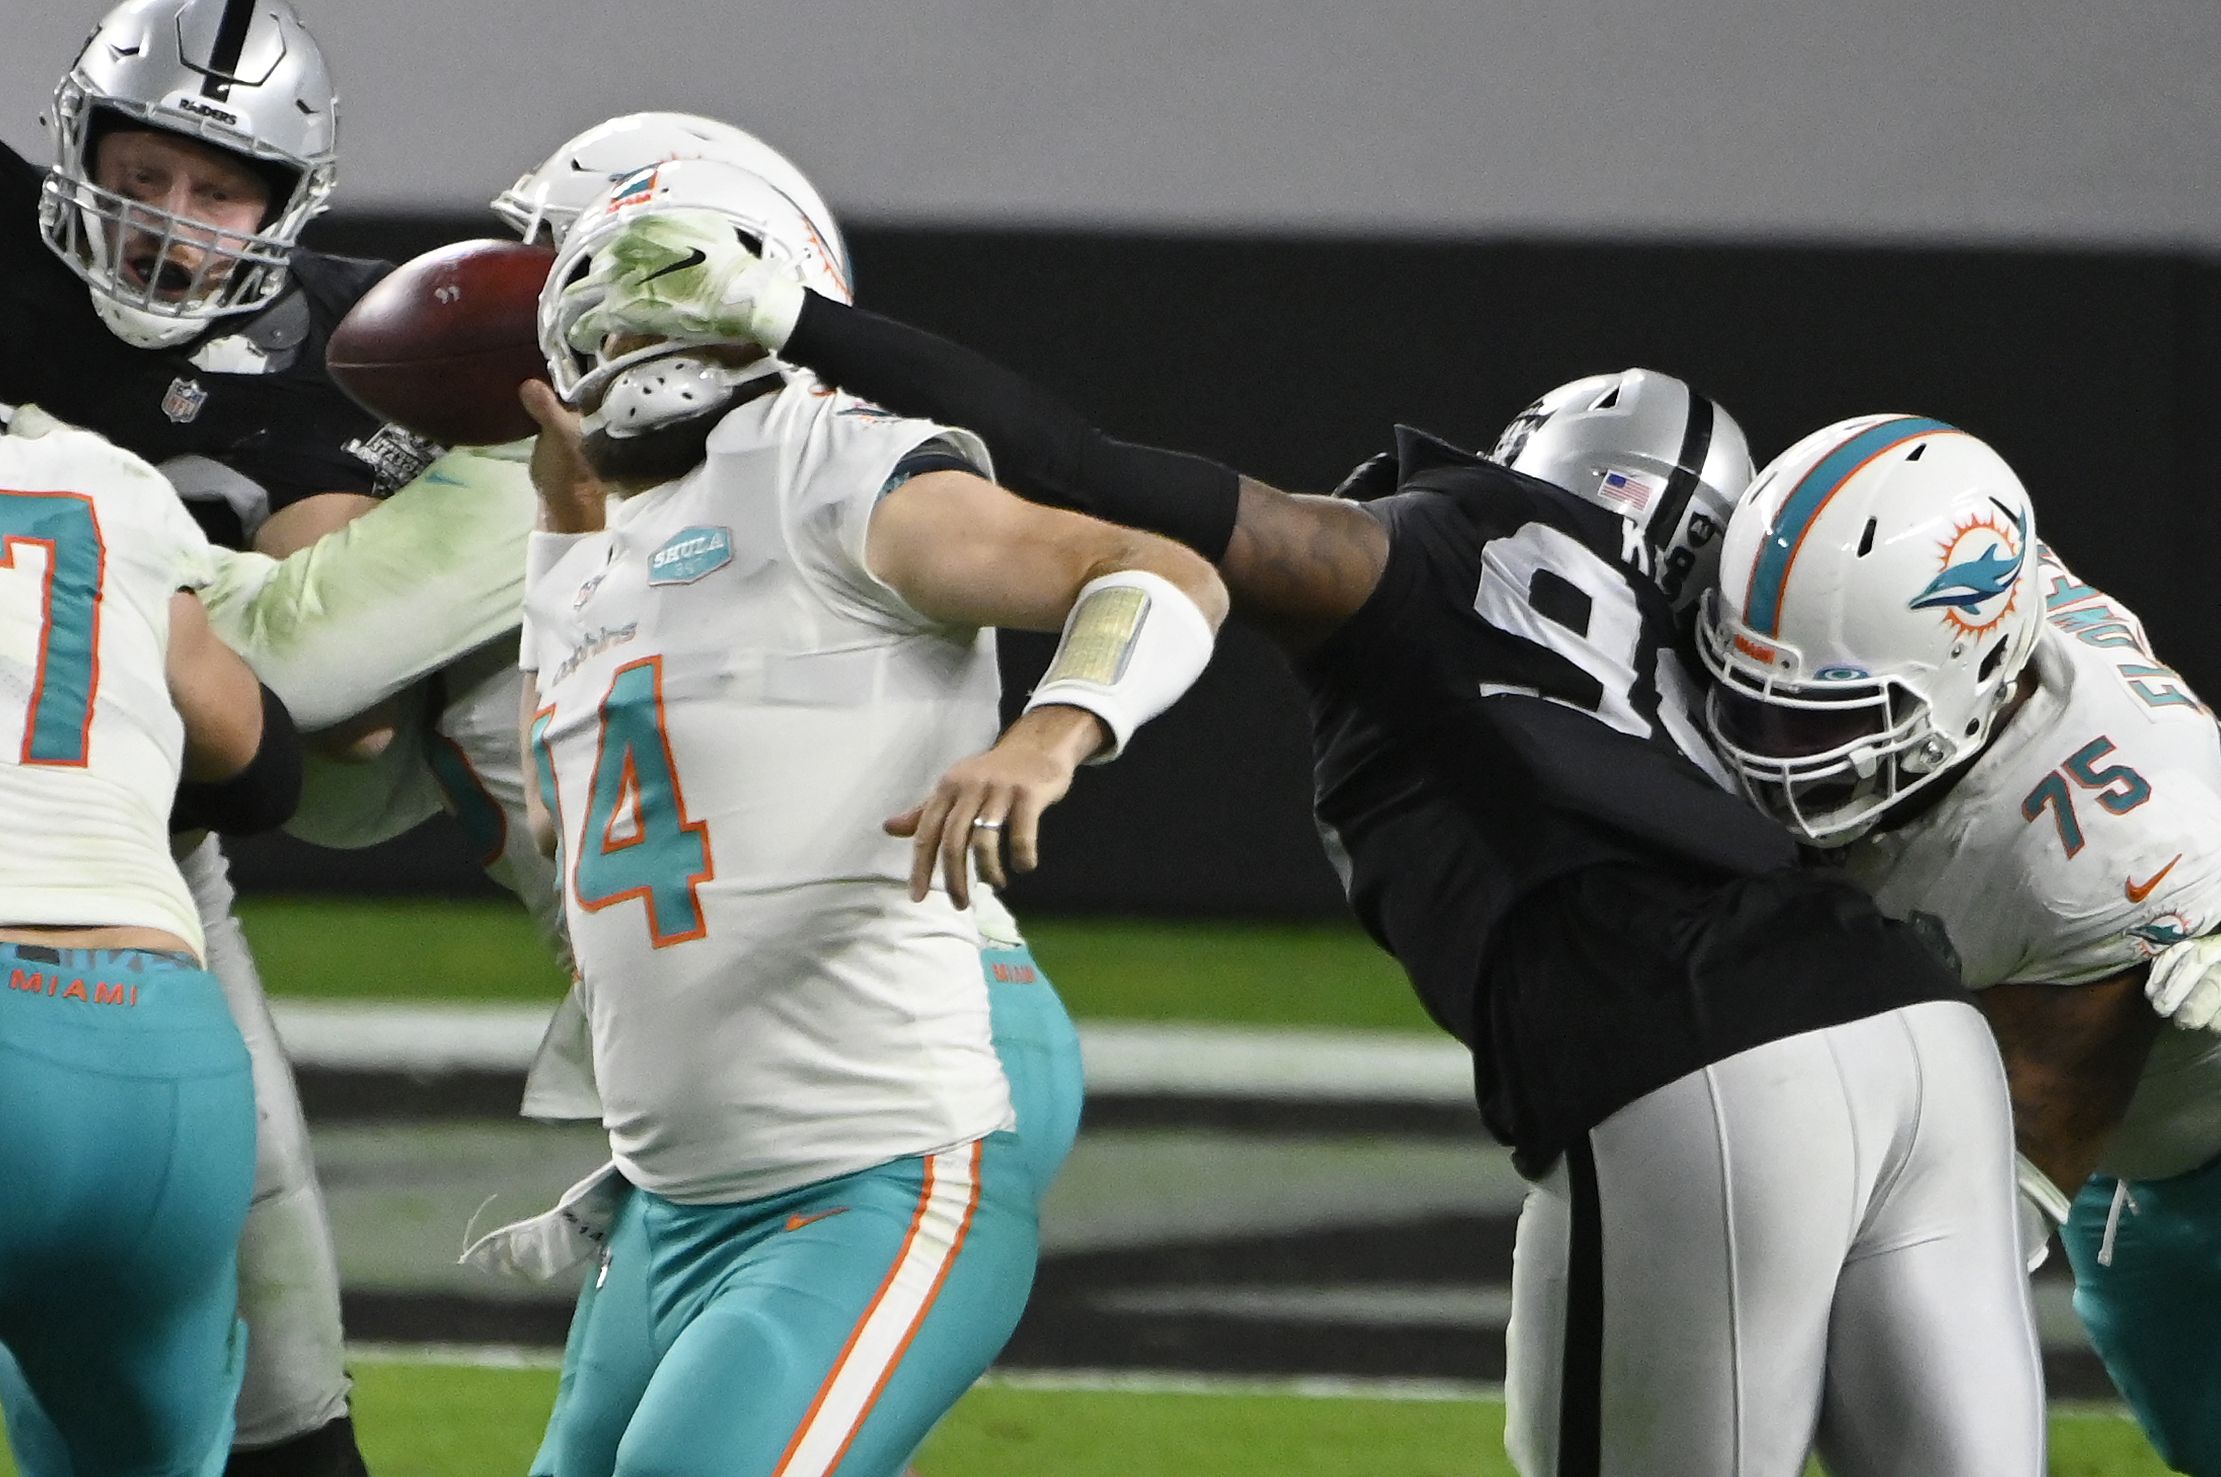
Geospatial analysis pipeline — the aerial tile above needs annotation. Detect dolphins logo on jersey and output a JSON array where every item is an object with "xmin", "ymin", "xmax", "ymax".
[
  {"xmin": 2131, "ymin": 910, "xmax": 2198, "ymax": 958},
  {"xmin": 1909, "ymin": 499, "xmax": 2030, "ymax": 638}
]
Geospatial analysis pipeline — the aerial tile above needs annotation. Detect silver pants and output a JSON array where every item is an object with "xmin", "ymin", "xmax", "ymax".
[
  {"xmin": 1504, "ymin": 999, "xmax": 2045, "ymax": 1477},
  {"xmin": 181, "ymin": 837, "xmax": 352, "ymax": 1450}
]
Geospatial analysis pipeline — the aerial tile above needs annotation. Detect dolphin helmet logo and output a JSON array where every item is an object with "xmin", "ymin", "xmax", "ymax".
[{"xmin": 1909, "ymin": 500, "xmax": 2029, "ymax": 637}]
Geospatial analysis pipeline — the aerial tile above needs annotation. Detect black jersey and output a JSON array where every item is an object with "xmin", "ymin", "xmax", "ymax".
[
  {"xmin": 1301, "ymin": 440, "xmax": 1796, "ymax": 977},
  {"xmin": 1300, "ymin": 436, "xmax": 1960, "ymax": 1163},
  {"xmin": 0, "ymin": 141, "xmax": 434, "ymax": 549}
]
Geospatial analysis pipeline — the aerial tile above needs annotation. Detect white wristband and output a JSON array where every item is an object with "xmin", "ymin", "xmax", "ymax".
[{"xmin": 1023, "ymin": 569, "xmax": 1215, "ymax": 763}]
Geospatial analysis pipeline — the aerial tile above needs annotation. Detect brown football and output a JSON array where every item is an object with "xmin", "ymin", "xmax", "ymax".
[{"xmin": 327, "ymin": 238, "xmax": 555, "ymax": 446}]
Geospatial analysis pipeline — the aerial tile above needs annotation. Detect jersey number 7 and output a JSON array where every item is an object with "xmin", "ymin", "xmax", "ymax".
[
  {"xmin": 0, "ymin": 491, "xmax": 105, "ymax": 767},
  {"xmin": 535, "ymin": 655, "xmax": 714, "ymax": 946}
]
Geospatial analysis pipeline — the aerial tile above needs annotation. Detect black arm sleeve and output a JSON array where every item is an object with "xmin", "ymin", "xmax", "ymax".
[
  {"xmin": 785, "ymin": 293, "xmax": 1241, "ymax": 561},
  {"xmin": 171, "ymin": 684, "xmax": 305, "ymax": 836}
]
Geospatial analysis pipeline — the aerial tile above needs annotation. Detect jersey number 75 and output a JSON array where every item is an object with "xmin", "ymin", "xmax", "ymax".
[{"xmin": 2021, "ymin": 736, "xmax": 2150, "ymax": 858}]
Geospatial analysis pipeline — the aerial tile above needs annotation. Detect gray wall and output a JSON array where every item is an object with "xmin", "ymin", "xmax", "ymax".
[{"xmin": 9, "ymin": 0, "xmax": 2221, "ymax": 243}]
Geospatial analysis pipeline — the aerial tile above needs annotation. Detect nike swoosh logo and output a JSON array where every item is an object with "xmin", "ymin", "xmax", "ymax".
[
  {"xmin": 640, "ymin": 248, "xmax": 707, "ymax": 285},
  {"xmin": 2126, "ymin": 854, "xmax": 2183, "ymax": 903},
  {"xmin": 784, "ymin": 1207, "xmax": 849, "ymax": 1233}
]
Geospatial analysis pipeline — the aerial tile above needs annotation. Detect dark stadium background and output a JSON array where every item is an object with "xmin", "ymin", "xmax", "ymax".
[{"xmin": 230, "ymin": 216, "xmax": 2221, "ymax": 917}]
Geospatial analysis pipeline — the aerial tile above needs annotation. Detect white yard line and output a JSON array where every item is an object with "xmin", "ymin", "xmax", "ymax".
[
  {"xmin": 345, "ymin": 1341, "xmax": 1491, "ymax": 1401},
  {"xmin": 341, "ymin": 1345, "xmax": 2140, "ymax": 1419},
  {"xmin": 272, "ymin": 1001, "xmax": 1473, "ymax": 1102}
]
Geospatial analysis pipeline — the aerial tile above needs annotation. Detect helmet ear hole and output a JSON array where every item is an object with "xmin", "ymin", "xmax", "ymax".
[{"xmin": 1977, "ymin": 639, "xmax": 2011, "ymax": 682}]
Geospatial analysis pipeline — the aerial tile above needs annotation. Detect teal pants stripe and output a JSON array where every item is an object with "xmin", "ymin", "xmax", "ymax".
[
  {"xmin": 537, "ymin": 1137, "xmax": 1035, "ymax": 1477},
  {"xmin": 0, "ymin": 944, "xmax": 255, "ymax": 1477},
  {"xmin": 2061, "ymin": 1156, "xmax": 2221, "ymax": 1476},
  {"xmin": 534, "ymin": 948, "xmax": 1080, "ymax": 1477}
]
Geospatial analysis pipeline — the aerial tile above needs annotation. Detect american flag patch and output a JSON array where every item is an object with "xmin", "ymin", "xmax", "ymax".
[{"xmin": 1597, "ymin": 469, "xmax": 1659, "ymax": 515}]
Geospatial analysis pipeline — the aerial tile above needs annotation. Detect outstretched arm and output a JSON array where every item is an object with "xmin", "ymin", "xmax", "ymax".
[
  {"xmin": 783, "ymin": 296, "xmax": 1386, "ymax": 647},
  {"xmin": 562, "ymin": 218, "xmax": 1387, "ymax": 647},
  {"xmin": 199, "ymin": 446, "xmax": 537, "ymax": 729}
]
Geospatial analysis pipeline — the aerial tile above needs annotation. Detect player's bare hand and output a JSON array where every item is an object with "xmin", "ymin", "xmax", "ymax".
[
  {"xmin": 519, "ymin": 380, "xmax": 605, "ymax": 534},
  {"xmin": 886, "ymin": 706, "xmax": 1109, "ymax": 908}
]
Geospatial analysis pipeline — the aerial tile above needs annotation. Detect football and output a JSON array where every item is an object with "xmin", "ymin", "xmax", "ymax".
[{"xmin": 327, "ymin": 238, "xmax": 556, "ymax": 446}]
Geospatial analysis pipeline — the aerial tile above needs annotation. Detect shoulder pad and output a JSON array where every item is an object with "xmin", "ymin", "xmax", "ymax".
[
  {"xmin": 1392, "ymin": 424, "xmax": 1483, "ymax": 480},
  {"xmin": 1330, "ymin": 451, "xmax": 1398, "ymax": 501},
  {"xmin": 286, "ymin": 249, "xmax": 396, "ymax": 321}
]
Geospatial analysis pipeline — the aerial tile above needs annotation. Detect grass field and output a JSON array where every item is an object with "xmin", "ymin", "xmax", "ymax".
[
  {"xmin": 236, "ymin": 897, "xmax": 1435, "ymax": 1031},
  {"xmin": 0, "ymin": 1357, "xmax": 2176, "ymax": 1476},
  {"xmin": 0, "ymin": 897, "xmax": 2163, "ymax": 1475}
]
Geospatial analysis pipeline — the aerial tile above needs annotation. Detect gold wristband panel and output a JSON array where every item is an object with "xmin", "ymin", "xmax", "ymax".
[{"xmin": 1043, "ymin": 586, "xmax": 1151, "ymax": 687}]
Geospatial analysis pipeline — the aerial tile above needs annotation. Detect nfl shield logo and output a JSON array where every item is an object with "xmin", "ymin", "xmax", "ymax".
[{"xmin": 161, "ymin": 376, "xmax": 208, "ymax": 424}]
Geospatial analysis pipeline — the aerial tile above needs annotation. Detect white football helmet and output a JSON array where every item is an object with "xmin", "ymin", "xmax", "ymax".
[
  {"xmin": 1492, "ymin": 369, "xmax": 1752, "ymax": 613},
  {"xmin": 541, "ymin": 158, "xmax": 847, "ymax": 438},
  {"xmin": 41, "ymin": 0, "xmax": 339, "ymax": 348},
  {"xmin": 1698, "ymin": 415, "xmax": 2042, "ymax": 847},
  {"xmin": 493, "ymin": 110, "xmax": 850, "ymax": 288}
]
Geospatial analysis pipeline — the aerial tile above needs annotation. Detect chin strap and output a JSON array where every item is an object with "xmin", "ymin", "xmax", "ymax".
[
  {"xmin": 88, "ymin": 284, "xmax": 211, "ymax": 349},
  {"xmin": 584, "ymin": 353, "xmax": 781, "ymax": 440}
]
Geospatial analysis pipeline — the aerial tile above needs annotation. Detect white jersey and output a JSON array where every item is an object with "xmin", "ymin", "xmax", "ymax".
[
  {"xmin": 522, "ymin": 375, "xmax": 1012, "ymax": 1203},
  {"xmin": 0, "ymin": 414, "xmax": 217, "ymax": 954},
  {"xmin": 1843, "ymin": 549, "xmax": 2221, "ymax": 1180},
  {"xmin": 429, "ymin": 636, "xmax": 566, "ymax": 954}
]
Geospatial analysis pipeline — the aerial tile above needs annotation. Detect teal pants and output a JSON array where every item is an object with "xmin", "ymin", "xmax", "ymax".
[
  {"xmin": 979, "ymin": 942, "xmax": 1085, "ymax": 1205},
  {"xmin": 0, "ymin": 944, "xmax": 256, "ymax": 1477},
  {"xmin": 533, "ymin": 951, "xmax": 1082, "ymax": 1477},
  {"xmin": 2062, "ymin": 1156, "xmax": 2221, "ymax": 1476}
]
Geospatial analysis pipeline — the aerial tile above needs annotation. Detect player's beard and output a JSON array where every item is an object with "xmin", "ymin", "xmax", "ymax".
[
  {"xmin": 580, "ymin": 352, "xmax": 777, "ymax": 489},
  {"xmin": 581, "ymin": 407, "xmax": 727, "ymax": 489}
]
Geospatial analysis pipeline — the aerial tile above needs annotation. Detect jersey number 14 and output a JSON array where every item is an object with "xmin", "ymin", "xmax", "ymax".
[{"xmin": 534, "ymin": 655, "xmax": 713, "ymax": 947}]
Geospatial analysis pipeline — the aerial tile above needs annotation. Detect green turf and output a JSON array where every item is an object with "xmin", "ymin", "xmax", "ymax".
[
  {"xmin": 235, "ymin": 897, "xmax": 1435, "ymax": 1032},
  {"xmin": 0, "ymin": 1363, "xmax": 2172, "ymax": 1475}
]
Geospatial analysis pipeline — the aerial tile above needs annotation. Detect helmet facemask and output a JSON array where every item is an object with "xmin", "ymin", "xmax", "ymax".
[
  {"xmin": 39, "ymin": 0, "xmax": 339, "ymax": 349},
  {"xmin": 1698, "ymin": 601, "xmax": 1973, "ymax": 845},
  {"xmin": 1696, "ymin": 416, "xmax": 2043, "ymax": 848},
  {"xmin": 540, "ymin": 174, "xmax": 834, "ymax": 485}
]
